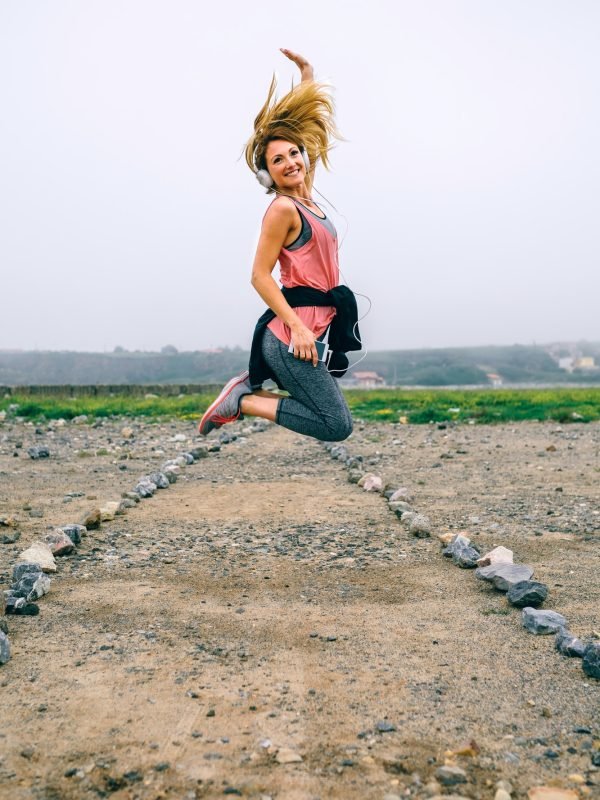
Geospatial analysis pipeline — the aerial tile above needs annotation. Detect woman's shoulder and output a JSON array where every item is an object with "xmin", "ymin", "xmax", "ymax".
[{"xmin": 262, "ymin": 196, "xmax": 297, "ymax": 226}]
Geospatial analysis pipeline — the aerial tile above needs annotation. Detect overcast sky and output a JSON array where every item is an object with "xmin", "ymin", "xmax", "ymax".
[{"xmin": 1, "ymin": 0, "xmax": 598, "ymax": 352}]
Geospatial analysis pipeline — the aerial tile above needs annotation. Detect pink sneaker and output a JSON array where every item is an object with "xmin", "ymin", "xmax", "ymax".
[{"xmin": 198, "ymin": 371, "xmax": 251, "ymax": 436}]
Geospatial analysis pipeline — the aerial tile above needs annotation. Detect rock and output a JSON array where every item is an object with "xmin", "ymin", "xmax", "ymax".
[
  {"xmin": 582, "ymin": 641, "xmax": 600, "ymax": 679},
  {"xmin": 275, "ymin": 748, "xmax": 303, "ymax": 764},
  {"xmin": 409, "ymin": 514, "xmax": 431, "ymax": 538},
  {"xmin": 400, "ymin": 510, "xmax": 417, "ymax": 526},
  {"xmin": 496, "ymin": 783, "xmax": 513, "ymax": 794},
  {"xmin": 527, "ymin": 789, "xmax": 579, "ymax": 800},
  {"xmin": 0, "ymin": 516, "xmax": 17, "ymax": 527},
  {"xmin": 218, "ymin": 431, "xmax": 235, "ymax": 445},
  {"xmin": 347, "ymin": 469, "xmax": 364, "ymax": 484},
  {"xmin": 0, "ymin": 619, "xmax": 7, "ymax": 634},
  {"xmin": 99, "ymin": 501, "xmax": 121, "ymax": 521},
  {"xmin": 5, "ymin": 597, "xmax": 40, "ymax": 615},
  {"xmin": 119, "ymin": 498, "xmax": 137, "ymax": 510},
  {"xmin": 389, "ymin": 501, "xmax": 412, "ymax": 514},
  {"xmin": 507, "ymin": 581, "xmax": 548, "ymax": 608},
  {"xmin": 389, "ymin": 487, "xmax": 413, "ymax": 504},
  {"xmin": 27, "ymin": 446, "xmax": 50, "ymax": 459},
  {"xmin": 12, "ymin": 562, "xmax": 42, "ymax": 582},
  {"xmin": 442, "ymin": 534, "xmax": 480, "ymax": 568},
  {"xmin": 207, "ymin": 443, "xmax": 221, "ymax": 452},
  {"xmin": 522, "ymin": 607, "xmax": 568, "ymax": 635},
  {"xmin": 18, "ymin": 543, "xmax": 57, "ymax": 573},
  {"xmin": 123, "ymin": 492, "xmax": 140, "ymax": 503},
  {"xmin": 476, "ymin": 563, "xmax": 534, "ymax": 590},
  {"xmin": 1, "ymin": 529, "xmax": 21, "ymax": 544},
  {"xmin": 492, "ymin": 564, "xmax": 535, "ymax": 591},
  {"xmin": 556, "ymin": 630, "xmax": 586, "ymax": 659},
  {"xmin": 163, "ymin": 468, "xmax": 179, "ymax": 483},
  {"xmin": 43, "ymin": 530, "xmax": 75, "ymax": 556},
  {"xmin": 135, "ymin": 479, "xmax": 157, "ymax": 498},
  {"xmin": 121, "ymin": 426, "xmax": 134, "ymax": 439},
  {"xmin": 477, "ymin": 546, "xmax": 513, "ymax": 567},
  {"xmin": 148, "ymin": 472, "xmax": 170, "ymax": 490},
  {"xmin": 495, "ymin": 791, "xmax": 511, "ymax": 800},
  {"xmin": 347, "ymin": 456, "xmax": 364, "ymax": 470},
  {"xmin": 357, "ymin": 473, "xmax": 378, "ymax": 488},
  {"xmin": 81, "ymin": 508, "xmax": 102, "ymax": 530},
  {"xmin": 11, "ymin": 572, "xmax": 51, "ymax": 602},
  {"xmin": 59, "ymin": 524, "xmax": 86, "ymax": 545},
  {"xmin": 188, "ymin": 446, "xmax": 209, "ymax": 460},
  {"xmin": 435, "ymin": 765, "xmax": 467, "ymax": 785},
  {"xmin": 361, "ymin": 475, "xmax": 383, "ymax": 492},
  {"xmin": 0, "ymin": 630, "xmax": 10, "ymax": 664},
  {"xmin": 375, "ymin": 720, "xmax": 396, "ymax": 732},
  {"xmin": 330, "ymin": 444, "xmax": 348, "ymax": 460},
  {"xmin": 180, "ymin": 452, "xmax": 195, "ymax": 465}
]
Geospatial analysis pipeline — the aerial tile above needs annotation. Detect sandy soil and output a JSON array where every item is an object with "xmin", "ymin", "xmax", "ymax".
[{"xmin": 0, "ymin": 415, "xmax": 599, "ymax": 800}]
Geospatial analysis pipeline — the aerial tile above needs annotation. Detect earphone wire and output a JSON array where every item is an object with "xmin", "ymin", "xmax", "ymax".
[{"xmin": 272, "ymin": 184, "xmax": 372, "ymax": 375}]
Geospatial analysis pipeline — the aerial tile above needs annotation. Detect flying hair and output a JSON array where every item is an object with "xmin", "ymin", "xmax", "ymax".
[{"xmin": 244, "ymin": 76, "xmax": 342, "ymax": 190}]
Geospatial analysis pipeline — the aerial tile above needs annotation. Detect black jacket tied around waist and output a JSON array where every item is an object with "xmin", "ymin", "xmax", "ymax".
[{"xmin": 248, "ymin": 285, "xmax": 362, "ymax": 389}]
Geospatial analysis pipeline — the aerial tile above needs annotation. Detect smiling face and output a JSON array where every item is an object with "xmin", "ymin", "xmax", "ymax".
[{"xmin": 264, "ymin": 139, "xmax": 306, "ymax": 191}]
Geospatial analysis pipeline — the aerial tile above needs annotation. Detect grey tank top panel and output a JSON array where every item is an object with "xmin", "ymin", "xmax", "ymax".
[{"xmin": 285, "ymin": 202, "xmax": 337, "ymax": 252}]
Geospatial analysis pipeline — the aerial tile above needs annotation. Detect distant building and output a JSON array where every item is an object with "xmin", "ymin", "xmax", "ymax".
[
  {"xmin": 350, "ymin": 371, "xmax": 386, "ymax": 388},
  {"xmin": 558, "ymin": 357, "xmax": 575, "ymax": 372},
  {"xmin": 486, "ymin": 372, "xmax": 503, "ymax": 388},
  {"xmin": 574, "ymin": 356, "xmax": 596, "ymax": 369}
]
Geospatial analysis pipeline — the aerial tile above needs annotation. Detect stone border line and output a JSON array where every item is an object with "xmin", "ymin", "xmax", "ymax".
[
  {"xmin": 321, "ymin": 441, "xmax": 600, "ymax": 685},
  {"xmin": 0, "ymin": 419, "xmax": 268, "ymax": 667}
]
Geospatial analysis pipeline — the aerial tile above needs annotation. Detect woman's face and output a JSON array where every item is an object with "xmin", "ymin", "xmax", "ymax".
[{"xmin": 264, "ymin": 140, "xmax": 306, "ymax": 190}]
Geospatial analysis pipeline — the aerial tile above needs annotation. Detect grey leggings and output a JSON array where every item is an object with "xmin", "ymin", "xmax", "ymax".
[{"xmin": 261, "ymin": 328, "xmax": 353, "ymax": 442}]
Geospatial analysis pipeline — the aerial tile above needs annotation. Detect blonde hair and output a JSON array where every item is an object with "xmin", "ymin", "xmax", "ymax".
[{"xmin": 244, "ymin": 76, "xmax": 341, "ymax": 187}]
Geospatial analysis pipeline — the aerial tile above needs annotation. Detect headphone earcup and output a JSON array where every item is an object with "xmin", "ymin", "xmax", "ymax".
[
  {"xmin": 301, "ymin": 148, "xmax": 310, "ymax": 172},
  {"xmin": 255, "ymin": 169, "xmax": 273, "ymax": 189}
]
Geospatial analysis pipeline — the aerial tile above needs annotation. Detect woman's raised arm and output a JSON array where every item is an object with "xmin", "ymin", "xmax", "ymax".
[{"xmin": 279, "ymin": 48, "xmax": 314, "ymax": 83}]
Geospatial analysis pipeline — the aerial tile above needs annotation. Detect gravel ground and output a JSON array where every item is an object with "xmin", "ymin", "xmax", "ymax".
[{"xmin": 0, "ymin": 415, "xmax": 599, "ymax": 800}]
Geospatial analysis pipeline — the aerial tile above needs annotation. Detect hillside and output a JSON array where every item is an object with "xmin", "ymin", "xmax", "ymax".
[{"xmin": 0, "ymin": 342, "xmax": 599, "ymax": 386}]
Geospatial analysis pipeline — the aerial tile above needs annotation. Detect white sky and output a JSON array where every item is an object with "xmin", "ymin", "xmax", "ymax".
[{"xmin": 1, "ymin": 0, "xmax": 598, "ymax": 352}]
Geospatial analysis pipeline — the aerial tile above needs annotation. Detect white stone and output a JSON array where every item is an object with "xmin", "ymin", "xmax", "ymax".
[
  {"xmin": 361, "ymin": 475, "xmax": 383, "ymax": 492},
  {"xmin": 389, "ymin": 487, "xmax": 413, "ymax": 503},
  {"xmin": 275, "ymin": 748, "xmax": 303, "ymax": 764},
  {"xmin": 100, "ymin": 501, "xmax": 121, "ymax": 521},
  {"xmin": 18, "ymin": 542, "xmax": 57, "ymax": 573},
  {"xmin": 357, "ymin": 473, "xmax": 378, "ymax": 488},
  {"xmin": 477, "ymin": 546, "xmax": 513, "ymax": 567}
]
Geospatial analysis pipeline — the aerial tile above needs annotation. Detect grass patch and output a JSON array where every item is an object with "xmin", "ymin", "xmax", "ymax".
[
  {"xmin": 343, "ymin": 387, "xmax": 600, "ymax": 424},
  {"xmin": 1, "ymin": 387, "xmax": 599, "ymax": 424}
]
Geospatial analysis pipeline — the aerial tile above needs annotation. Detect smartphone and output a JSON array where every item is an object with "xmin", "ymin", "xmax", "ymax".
[{"xmin": 288, "ymin": 338, "xmax": 330, "ymax": 362}]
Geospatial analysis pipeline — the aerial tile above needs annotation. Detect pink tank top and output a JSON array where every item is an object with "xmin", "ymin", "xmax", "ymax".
[{"xmin": 267, "ymin": 199, "xmax": 339, "ymax": 346}]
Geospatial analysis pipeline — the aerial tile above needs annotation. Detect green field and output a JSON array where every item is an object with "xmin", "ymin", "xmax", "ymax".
[{"xmin": 1, "ymin": 387, "xmax": 599, "ymax": 425}]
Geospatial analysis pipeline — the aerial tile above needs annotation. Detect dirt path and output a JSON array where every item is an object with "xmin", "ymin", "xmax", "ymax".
[{"xmin": 0, "ymin": 418, "xmax": 598, "ymax": 799}]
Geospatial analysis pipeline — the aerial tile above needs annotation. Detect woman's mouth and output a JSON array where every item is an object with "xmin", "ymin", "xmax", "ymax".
[{"xmin": 284, "ymin": 168, "xmax": 300, "ymax": 177}]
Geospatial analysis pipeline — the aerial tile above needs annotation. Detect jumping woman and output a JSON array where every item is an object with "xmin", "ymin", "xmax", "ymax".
[{"xmin": 199, "ymin": 49, "xmax": 361, "ymax": 442}]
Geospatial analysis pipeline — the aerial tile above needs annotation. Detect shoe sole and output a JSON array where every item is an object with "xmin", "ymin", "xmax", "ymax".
[{"xmin": 198, "ymin": 371, "xmax": 249, "ymax": 436}]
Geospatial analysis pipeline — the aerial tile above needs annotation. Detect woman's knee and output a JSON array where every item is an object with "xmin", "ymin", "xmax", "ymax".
[{"xmin": 320, "ymin": 414, "xmax": 353, "ymax": 442}]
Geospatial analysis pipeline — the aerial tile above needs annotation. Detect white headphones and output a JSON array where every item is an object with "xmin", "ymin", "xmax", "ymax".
[{"xmin": 255, "ymin": 146, "xmax": 310, "ymax": 189}]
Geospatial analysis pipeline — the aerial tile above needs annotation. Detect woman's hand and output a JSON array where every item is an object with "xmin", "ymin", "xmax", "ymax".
[
  {"xmin": 280, "ymin": 48, "xmax": 314, "ymax": 82},
  {"xmin": 289, "ymin": 322, "xmax": 319, "ymax": 366}
]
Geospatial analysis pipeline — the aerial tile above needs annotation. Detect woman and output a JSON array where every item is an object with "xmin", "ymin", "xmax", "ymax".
[{"xmin": 199, "ymin": 49, "xmax": 360, "ymax": 442}]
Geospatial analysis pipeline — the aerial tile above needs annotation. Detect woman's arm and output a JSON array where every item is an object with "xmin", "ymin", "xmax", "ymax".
[
  {"xmin": 279, "ymin": 48, "xmax": 314, "ymax": 82},
  {"xmin": 251, "ymin": 199, "xmax": 319, "ymax": 366},
  {"xmin": 279, "ymin": 49, "xmax": 317, "ymax": 191}
]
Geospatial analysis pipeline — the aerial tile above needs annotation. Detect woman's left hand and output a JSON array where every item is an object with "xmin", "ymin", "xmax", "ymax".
[{"xmin": 280, "ymin": 48, "xmax": 314, "ymax": 82}]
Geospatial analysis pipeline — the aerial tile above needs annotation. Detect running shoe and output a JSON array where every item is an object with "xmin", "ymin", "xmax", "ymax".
[{"xmin": 198, "ymin": 370, "xmax": 251, "ymax": 436}]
